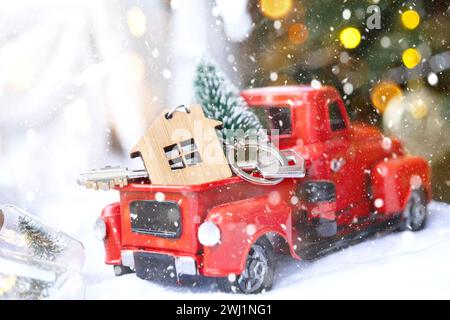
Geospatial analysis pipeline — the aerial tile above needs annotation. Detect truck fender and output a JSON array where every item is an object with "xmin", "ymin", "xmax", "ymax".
[
  {"xmin": 370, "ymin": 156, "xmax": 431, "ymax": 215},
  {"xmin": 201, "ymin": 196, "xmax": 300, "ymax": 278},
  {"xmin": 101, "ymin": 202, "xmax": 122, "ymax": 265}
]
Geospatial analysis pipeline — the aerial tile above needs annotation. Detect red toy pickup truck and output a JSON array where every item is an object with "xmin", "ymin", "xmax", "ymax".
[{"xmin": 85, "ymin": 85, "xmax": 431, "ymax": 294}]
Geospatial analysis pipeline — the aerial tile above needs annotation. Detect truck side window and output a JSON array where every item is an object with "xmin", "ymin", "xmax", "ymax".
[
  {"xmin": 328, "ymin": 101, "xmax": 347, "ymax": 131},
  {"xmin": 253, "ymin": 106, "xmax": 292, "ymax": 135}
]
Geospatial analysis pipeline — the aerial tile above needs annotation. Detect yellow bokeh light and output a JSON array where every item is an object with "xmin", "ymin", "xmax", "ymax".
[
  {"xmin": 288, "ymin": 23, "xmax": 309, "ymax": 44},
  {"xmin": 0, "ymin": 276, "xmax": 17, "ymax": 296},
  {"xmin": 259, "ymin": 0, "xmax": 293, "ymax": 20},
  {"xmin": 371, "ymin": 81, "xmax": 402, "ymax": 113},
  {"xmin": 401, "ymin": 10, "xmax": 420, "ymax": 30},
  {"xmin": 402, "ymin": 48, "xmax": 421, "ymax": 69},
  {"xmin": 339, "ymin": 27, "xmax": 361, "ymax": 49},
  {"xmin": 127, "ymin": 6, "xmax": 146, "ymax": 38},
  {"xmin": 3, "ymin": 50, "xmax": 37, "ymax": 92},
  {"xmin": 410, "ymin": 100, "xmax": 428, "ymax": 119},
  {"xmin": 116, "ymin": 52, "xmax": 145, "ymax": 85},
  {"xmin": 127, "ymin": 52, "xmax": 145, "ymax": 83}
]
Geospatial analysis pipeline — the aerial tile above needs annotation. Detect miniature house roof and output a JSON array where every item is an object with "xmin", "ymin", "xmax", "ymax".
[{"xmin": 130, "ymin": 104, "xmax": 232, "ymax": 185}]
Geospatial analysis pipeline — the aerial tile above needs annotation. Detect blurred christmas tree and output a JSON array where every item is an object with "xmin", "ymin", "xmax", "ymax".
[
  {"xmin": 231, "ymin": 0, "xmax": 450, "ymax": 201},
  {"xmin": 194, "ymin": 59, "xmax": 263, "ymax": 139}
]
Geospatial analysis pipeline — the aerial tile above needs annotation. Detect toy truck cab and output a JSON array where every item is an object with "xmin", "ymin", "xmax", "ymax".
[
  {"xmin": 243, "ymin": 86, "xmax": 431, "ymax": 242},
  {"xmin": 92, "ymin": 85, "xmax": 431, "ymax": 294}
]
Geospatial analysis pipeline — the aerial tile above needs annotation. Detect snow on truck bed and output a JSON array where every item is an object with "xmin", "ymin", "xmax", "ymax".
[{"xmin": 39, "ymin": 190, "xmax": 450, "ymax": 299}]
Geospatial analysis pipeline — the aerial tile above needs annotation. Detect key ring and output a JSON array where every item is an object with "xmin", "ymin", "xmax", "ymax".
[
  {"xmin": 165, "ymin": 105, "xmax": 191, "ymax": 119},
  {"xmin": 226, "ymin": 141, "xmax": 288, "ymax": 185}
]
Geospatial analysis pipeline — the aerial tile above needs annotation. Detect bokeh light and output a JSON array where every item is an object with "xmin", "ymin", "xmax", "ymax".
[
  {"xmin": 410, "ymin": 100, "xmax": 428, "ymax": 119},
  {"xmin": 119, "ymin": 52, "xmax": 145, "ymax": 84},
  {"xmin": 288, "ymin": 23, "xmax": 309, "ymax": 44},
  {"xmin": 401, "ymin": 10, "xmax": 420, "ymax": 30},
  {"xmin": 371, "ymin": 81, "xmax": 402, "ymax": 113},
  {"xmin": 339, "ymin": 27, "xmax": 361, "ymax": 49},
  {"xmin": 0, "ymin": 276, "xmax": 17, "ymax": 296},
  {"xmin": 259, "ymin": 0, "xmax": 293, "ymax": 20},
  {"xmin": 127, "ymin": 6, "xmax": 146, "ymax": 38},
  {"xmin": 8, "ymin": 60, "xmax": 36, "ymax": 92},
  {"xmin": 402, "ymin": 48, "xmax": 421, "ymax": 69}
]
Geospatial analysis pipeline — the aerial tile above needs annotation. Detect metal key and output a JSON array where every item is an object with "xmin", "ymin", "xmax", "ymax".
[{"xmin": 77, "ymin": 166, "xmax": 148, "ymax": 191}]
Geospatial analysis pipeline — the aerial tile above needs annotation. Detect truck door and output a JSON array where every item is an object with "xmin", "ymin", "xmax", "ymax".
[{"xmin": 324, "ymin": 100, "xmax": 366, "ymax": 225}]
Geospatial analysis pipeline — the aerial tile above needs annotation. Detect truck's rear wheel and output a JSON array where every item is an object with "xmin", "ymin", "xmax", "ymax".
[
  {"xmin": 400, "ymin": 190, "xmax": 428, "ymax": 232},
  {"xmin": 219, "ymin": 237, "xmax": 275, "ymax": 294}
]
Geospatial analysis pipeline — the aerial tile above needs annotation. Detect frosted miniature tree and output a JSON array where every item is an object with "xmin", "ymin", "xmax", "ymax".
[
  {"xmin": 194, "ymin": 59, "xmax": 264, "ymax": 141},
  {"xmin": 17, "ymin": 216, "xmax": 64, "ymax": 261},
  {"xmin": 15, "ymin": 216, "xmax": 65, "ymax": 299}
]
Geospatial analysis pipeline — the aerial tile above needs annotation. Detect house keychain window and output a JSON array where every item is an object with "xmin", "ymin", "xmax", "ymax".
[{"xmin": 164, "ymin": 138, "xmax": 202, "ymax": 170}]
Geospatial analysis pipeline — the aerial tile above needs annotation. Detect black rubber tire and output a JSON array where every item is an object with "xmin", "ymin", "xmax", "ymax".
[
  {"xmin": 399, "ymin": 190, "xmax": 428, "ymax": 232},
  {"xmin": 113, "ymin": 265, "xmax": 134, "ymax": 277},
  {"xmin": 218, "ymin": 237, "xmax": 275, "ymax": 294}
]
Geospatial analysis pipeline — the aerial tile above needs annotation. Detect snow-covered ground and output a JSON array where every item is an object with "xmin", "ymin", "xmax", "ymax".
[{"xmin": 39, "ymin": 191, "xmax": 450, "ymax": 300}]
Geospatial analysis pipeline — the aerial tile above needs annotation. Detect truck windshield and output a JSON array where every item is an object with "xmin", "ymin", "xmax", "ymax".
[{"xmin": 253, "ymin": 106, "xmax": 292, "ymax": 135}]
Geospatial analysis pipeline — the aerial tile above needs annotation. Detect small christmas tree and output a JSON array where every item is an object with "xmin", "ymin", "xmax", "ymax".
[
  {"xmin": 194, "ymin": 59, "xmax": 263, "ymax": 141},
  {"xmin": 17, "ymin": 216, "xmax": 64, "ymax": 261},
  {"xmin": 14, "ymin": 216, "xmax": 66, "ymax": 299}
]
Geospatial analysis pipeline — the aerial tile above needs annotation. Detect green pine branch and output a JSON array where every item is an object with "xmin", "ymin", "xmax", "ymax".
[{"xmin": 194, "ymin": 59, "xmax": 264, "ymax": 141}]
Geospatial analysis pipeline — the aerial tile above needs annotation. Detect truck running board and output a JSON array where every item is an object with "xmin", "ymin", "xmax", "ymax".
[{"xmin": 296, "ymin": 213, "xmax": 402, "ymax": 260}]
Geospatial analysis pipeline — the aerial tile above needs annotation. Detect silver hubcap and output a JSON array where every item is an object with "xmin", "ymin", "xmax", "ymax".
[
  {"xmin": 237, "ymin": 245, "xmax": 268, "ymax": 293},
  {"xmin": 409, "ymin": 202, "xmax": 427, "ymax": 229},
  {"xmin": 114, "ymin": 265, "xmax": 123, "ymax": 275}
]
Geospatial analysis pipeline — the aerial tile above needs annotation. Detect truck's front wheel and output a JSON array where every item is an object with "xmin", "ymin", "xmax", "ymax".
[
  {"xmin": 219, "ymin": 237, "xmax": 275, "ymax": 294},
  {"xmin": 400, "ymin": 190, "xmax": 428, "ymax": 232}
]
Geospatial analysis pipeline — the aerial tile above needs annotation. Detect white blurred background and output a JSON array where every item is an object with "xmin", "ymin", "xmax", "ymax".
[{"xmin": 0, "ymin": 0, "xmax": 246, "ymax": 221}]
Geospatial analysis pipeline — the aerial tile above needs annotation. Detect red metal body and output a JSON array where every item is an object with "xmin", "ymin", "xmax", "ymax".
[{"xmin": 98, "ymin": 85, "xmax": 431, "ymax": 280}]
